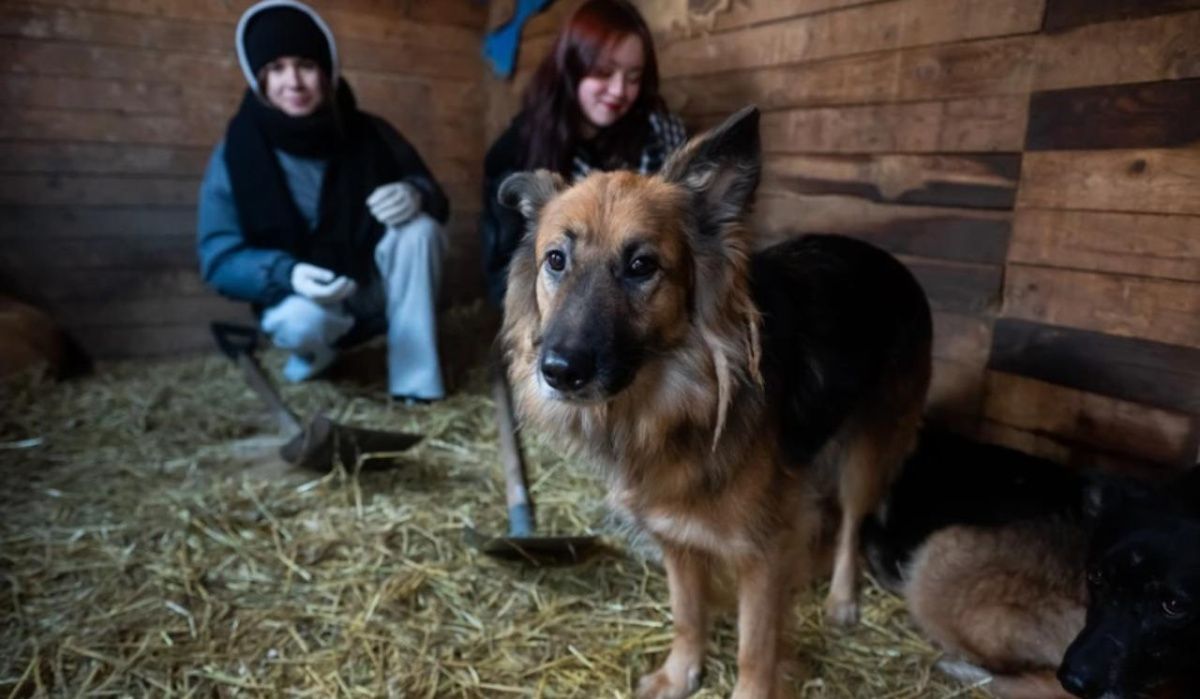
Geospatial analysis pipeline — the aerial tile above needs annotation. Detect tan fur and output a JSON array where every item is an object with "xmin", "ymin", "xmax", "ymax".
[
  {"xmin": 500, "ymin": 116, "xmax": 928, "ymax": 698},
  {"xmin": 903, "ymin": 522, "xmax": 1088, "ymax": 699},
  {"xmin": 0, "ymin": 296, "xmax": 81, "ymax": 379}
]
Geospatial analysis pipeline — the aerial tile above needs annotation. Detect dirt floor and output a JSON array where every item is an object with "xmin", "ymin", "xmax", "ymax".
[{"xmin": 0, "ymin": 314, "xmax": 991, "ymax": 698}]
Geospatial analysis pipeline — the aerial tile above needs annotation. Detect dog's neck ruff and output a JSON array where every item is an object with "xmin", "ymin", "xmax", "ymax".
[{"xmin": 511, "ymin": 324, "xmax": 766, "ymax": 490}]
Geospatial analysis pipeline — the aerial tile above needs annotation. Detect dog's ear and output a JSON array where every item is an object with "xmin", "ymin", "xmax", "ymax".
[
  {"xmin": 498, "ymin": 170, "xmax": 566, "ymax": 222},
  {"xmin": 661, "ymin": 105, "xmax": 761, "ymax": 232}
]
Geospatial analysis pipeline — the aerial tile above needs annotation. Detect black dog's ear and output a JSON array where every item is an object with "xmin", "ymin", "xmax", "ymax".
[
  {"xmin": 661, "ymin": 105, "xmax": 761, "ymax": 232},
  {"xmin": 498, "ymin": 170, "xmax": 566, "ymax": 222},
  {"xmin": 1084, "ymin": 474, "xmax": 1155, "ymax": 521}
]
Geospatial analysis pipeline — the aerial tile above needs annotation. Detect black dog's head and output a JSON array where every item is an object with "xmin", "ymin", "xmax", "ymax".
[{"xmin": 1058, "ymin": 470, "xmax": 1200, "ymax": 699}]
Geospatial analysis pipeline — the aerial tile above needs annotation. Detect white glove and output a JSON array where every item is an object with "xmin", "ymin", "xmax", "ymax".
[
  {"xmin": 290, "ymin": 262, "xmax": 357, "ymax": 303},
  {"xmin": 367, "ymin": 181, "xmax": 422, "ymax": 227}
]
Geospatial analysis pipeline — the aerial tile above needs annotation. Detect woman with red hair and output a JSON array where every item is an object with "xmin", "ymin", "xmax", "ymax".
[{"xmin": 479, "ymin": 0, "xmax": 686, "ymax": 305}]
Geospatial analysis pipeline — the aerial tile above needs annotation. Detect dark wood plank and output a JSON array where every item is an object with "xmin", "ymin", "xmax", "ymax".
[
  {"xmin": 983, "ymin": 370, "xmax": 1194, "ymax": 467},
  {"xmin": 0, "ymin": 206, "xmax": 196, "ymax": 238},
  {"xmin": 753, "ymin": 191, "xmax": 1012, "ymax": 265},
  {"xmin": 0, "ymin": 174, "xmax": 200, "ymax": 206},
  {"xmin": 0, "ymin": 266, "xmax": 209, "ymax": 303},
  {"xmin": 1036, "ymin": 11, "xmax": 1200, "ymax": 91},
  {"xmin": 1003, "ymin": 264, "xmax": 1200, "ymax": 349},
  {"xmin": 72, "ymin": 322, "xmax": 247, "ymax": 358},
  {"xmin": 0, "ymin": 142, "xmax": 210, "ymax": 175},
  {"xmin": 903, "ymin": 257, "xmax": 1003, "ymax": 315},
  {"xmin": 0, "ymin": 233, "xmax": 197, "ymax": 269},
  {"xmin": 1009, "ymin": 209, "xmax": 1200, "ymax": 283},
  {"xmin": 763, "ymin": 153, "xmax": 1020, "ymax": 210},
  {"xmin": 989, "ymin": 318, "xmax": 1200, "ymax": 413},
  {"xmin": 1027, "ymin": 79, "xmax": 1200, "ymax": 151},
  {"xmin": 1043, "ymin": 0, "xmax": 1200, "ymax": 32}
]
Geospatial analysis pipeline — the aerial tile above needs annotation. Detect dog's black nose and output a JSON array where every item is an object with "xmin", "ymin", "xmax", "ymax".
[
  {"xmin": 541, "ymin": 346, "xmax": 595, "ymax": 392},
  {"xmin": 1058, "ymin": 666, "xmax": 1101, "ymax": 698}
]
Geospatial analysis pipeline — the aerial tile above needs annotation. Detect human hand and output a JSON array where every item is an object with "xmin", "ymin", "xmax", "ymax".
[
  {"xmin": 290, "ymin": 262, "xmax": 357, "ymax": 303},
  {"xmin": 367, "ymin": 181, "xmax": 422, "ymax": 227}
]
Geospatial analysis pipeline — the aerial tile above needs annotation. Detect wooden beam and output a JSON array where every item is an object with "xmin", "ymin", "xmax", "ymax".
[
  {"xmin": 903, "ymin": 257, "xmax": 1003, "ymax": 315},
  {"xmin": 989, "ymin": 318, "xmax": 1200, "ymax": 413},
  {"xmin": 759, "ymin": 96, "xmax": 1028, "ymax": 154},
  {"xmin": 0, "ymin": 174, "xmax": 201, "ymax": 206},
  {"xmin": 665, "ymin": 35, "xmax": 1036, "ymax": 116},
  {"xmin": 1009, "ymin": 209, "xmax": 1200, "ymax": 283},
  {"xmin": 984, "ymin": 371, "xmax": 1194, "ymax": 466},
  {"xmin": 1003, "ymin": 264, "xmax": 1200, "ymax": 348},
  {"xmin": 0, "ymin": 205, "xmax": 196, "ymax": 238},
  {"xmin": 1035, "ymin": 10, "xmax": 1200, "ymax": 91},
  {"xmin": 762, "ymin": 153, "xmax": 1020, "ymax": 210},
  {"xmin": 933, "ymin": 312, "xmax": 993, "ymax": 366},
  {"xmin": 977, "ymin": 420, "xmax": 1184, "ymax": 477},
  {"xmin": 753, "ymin": 191, "xmax": 1012, "ymax": 265},
  {"xmin": 1027, "ymin": 79, "xmax": 1200, "ymax": 151},
  {"xmin": 0, "ymin": 142, "xmax": 210, "ymax": 176},
  {"xmin": 657, "ymin": 0, "xmax": 1045, "ymax": 78},
  {"xmin": 1017, "ymin": 147, "xmax": 1200, "ymax": 215},
  {"xmin": 1043, "ymin": 0, "xmax": 1200, "ymax": 33}
]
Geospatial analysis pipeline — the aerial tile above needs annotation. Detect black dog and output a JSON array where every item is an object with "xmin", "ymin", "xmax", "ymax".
[{"xmin": 864, "ymin": 430, "xmax": 1200, "ymax": 699}]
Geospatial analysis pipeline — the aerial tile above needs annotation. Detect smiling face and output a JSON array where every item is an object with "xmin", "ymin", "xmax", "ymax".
[
  {"xmin": 575, "ymin": 33, "xmax": 645, "ymax": 132},
  {"xmin": 262, "ymin": 55, "xmax": 326, "ymax": 117}
]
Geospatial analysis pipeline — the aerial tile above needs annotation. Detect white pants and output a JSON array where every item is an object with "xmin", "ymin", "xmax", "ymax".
[{"xmin": 260, "ymin": 214, "xmax": 446, "ymax": 400}]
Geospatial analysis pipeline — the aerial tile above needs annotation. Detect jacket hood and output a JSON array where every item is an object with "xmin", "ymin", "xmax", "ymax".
[{"xmin": 235, "ymin": 0, "xmax": 339, "ymax": 91}]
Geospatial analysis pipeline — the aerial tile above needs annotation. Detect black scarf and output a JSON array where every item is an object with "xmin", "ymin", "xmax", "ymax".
[{"xmin": 223, "ymin": 82, "xmax": 402, "ymax": 283}]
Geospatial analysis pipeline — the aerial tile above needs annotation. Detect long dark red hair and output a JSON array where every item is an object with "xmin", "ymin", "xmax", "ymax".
[{"xmin": 520, "ymin": 0, "xmax": 665, "ymax": 174}]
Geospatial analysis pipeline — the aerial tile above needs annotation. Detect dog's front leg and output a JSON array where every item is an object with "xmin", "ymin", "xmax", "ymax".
[
  {"xmin": 637, "ymin": 543, "xmax": 710, "ymax": 699},
  {"xmin": 731, "ymin": 548, "xmax": 790, "ymax": 699}
]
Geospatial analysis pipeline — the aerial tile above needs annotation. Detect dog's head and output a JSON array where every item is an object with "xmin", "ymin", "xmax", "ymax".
[
  {"xmin": 1058, "ymin": 470, "xmax": 1200, "ymax": 699},
  {"xmin": 499, "ymin": 106, "xmax": 762, "ymax": 409}
]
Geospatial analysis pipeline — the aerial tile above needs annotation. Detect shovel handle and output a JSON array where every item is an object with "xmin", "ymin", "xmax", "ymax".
[
  {"xmin": 211, "ymin": 322, "xmax": 303, "ymax": 435},
  {"xmin": 491, "ymin": 346, "xmax": 535, "ymax": 537}
]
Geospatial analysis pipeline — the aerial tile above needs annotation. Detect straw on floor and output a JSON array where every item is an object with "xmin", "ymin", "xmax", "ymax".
[{"xmin": 0, "ymin": 310, "xmax": 992, "ymax": 698}]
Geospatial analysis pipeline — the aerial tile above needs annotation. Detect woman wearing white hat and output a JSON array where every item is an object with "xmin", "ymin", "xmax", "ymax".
[{"xmin": 198, "ymin": 0, "xmax": 448, "ymax": 402}]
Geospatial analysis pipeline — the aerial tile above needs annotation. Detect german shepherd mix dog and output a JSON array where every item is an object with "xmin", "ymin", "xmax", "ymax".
[
  {"xmin": 498, "ymin": 106, "xmax": 932, "ymax": 698},
  {"xmin": 865, "ymin": 430, "xmax": 1200, "ymax": 699}
]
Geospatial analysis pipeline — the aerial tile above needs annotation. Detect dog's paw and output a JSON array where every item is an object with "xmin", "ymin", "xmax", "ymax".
[
  {"xmin": 636, "ymin": 665, "xmax": 701, "ymax": 699},
  {"xmin": 822, "ymin": 595, "xmax": 860, "ymax": 627}
]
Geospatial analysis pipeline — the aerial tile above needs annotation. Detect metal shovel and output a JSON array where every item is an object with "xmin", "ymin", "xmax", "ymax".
[
  {"xmin": 463, "ymin": 350, "xmax": 600, "ymax": 565},
  {"xmin": 211, "ymin": 322, "xmax": 422, "ymax": 471}
]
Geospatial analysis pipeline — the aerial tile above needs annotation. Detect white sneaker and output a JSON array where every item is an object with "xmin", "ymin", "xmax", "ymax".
[{"xmin": 281, "ymin": 346, "xmax": 337, "ymax": 383}]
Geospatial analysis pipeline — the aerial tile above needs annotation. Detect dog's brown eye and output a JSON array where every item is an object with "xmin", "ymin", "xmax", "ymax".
[
  {"xmin": 546, "ymin": 250, "xmax": 566, "ymax": 272},
  {"xmin": 628, "ymin": 256, "xmax": 658, "ymax": 278},
  {"xmin": 1087, "ymin": 569, "xmax": 1104, "ymax": 587},
  {"xmin": 1162, "ymin": 598, "xmax": 1189, "ymax": 619}
]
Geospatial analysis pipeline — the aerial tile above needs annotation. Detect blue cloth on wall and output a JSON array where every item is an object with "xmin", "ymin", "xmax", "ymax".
[{"xmin": 483, "ymin": 0, "xmax": 555, "ymax": 78}]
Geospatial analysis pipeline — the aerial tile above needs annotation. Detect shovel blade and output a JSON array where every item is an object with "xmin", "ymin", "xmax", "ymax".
[
  {"xmin": 280, "ymin": 413, "xmax": 422, "ymax": 471},
  {"xmin": 463, "ymin": 526, "xmax": 601, "ymax": 565}
]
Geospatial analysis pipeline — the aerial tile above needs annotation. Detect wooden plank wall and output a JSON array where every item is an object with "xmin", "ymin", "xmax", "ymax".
[
  {"xmin": 0, "ymin": 0, "xmax": 487, "ymax": 358},
  {"xmin": 487, "ymin": 0, "xmax": 1200, "ymax": 472}
]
